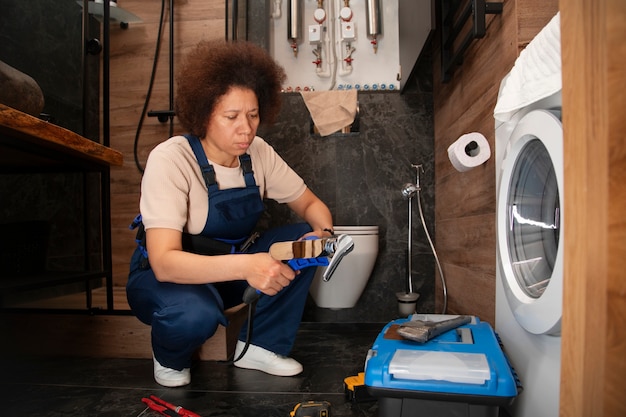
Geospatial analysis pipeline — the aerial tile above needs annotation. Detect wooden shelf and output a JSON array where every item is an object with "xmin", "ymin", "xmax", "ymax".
[{"xmin": 0, "ymin": 103, "xmax": 123, "ymax": 170}]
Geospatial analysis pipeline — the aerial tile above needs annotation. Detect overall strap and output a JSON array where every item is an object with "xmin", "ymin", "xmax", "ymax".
[
  {"xmin": 184, "ymin": 134, "xmax": 219, "ymax": 194},
  {"xmin": 239, "ymin": 153, "xmax": 257, "ymax": 187}
]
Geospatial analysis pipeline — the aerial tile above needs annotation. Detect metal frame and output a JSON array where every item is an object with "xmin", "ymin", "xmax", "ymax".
[{"xmin": 440, "ymin": 0, "xmax": 503, "ymax": 82}]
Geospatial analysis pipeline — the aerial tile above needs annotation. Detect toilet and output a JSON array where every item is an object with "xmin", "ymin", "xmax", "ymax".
[{"xmin": 309, "ymin": 226, "xmax": 379, "ymax": 309}]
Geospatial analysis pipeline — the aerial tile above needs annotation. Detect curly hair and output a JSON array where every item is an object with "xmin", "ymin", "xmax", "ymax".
[{"xmin": 175, "ymin": 40, "xmax": 287, "ymax": 138}]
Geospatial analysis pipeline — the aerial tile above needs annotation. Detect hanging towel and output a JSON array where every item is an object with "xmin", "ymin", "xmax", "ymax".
[
  {"xmin": 300, "ymin": 90, "xmax": 358, "ymax": 136},
  {"xmin": 493, "ymin": 12, "xmax": 561, "ymax": 122}
]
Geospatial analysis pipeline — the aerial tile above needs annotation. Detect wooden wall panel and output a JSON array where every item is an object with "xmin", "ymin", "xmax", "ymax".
[
  {"xmin": 517, "ymin": 1, "xmax": 562, "ymax": 48},
  {"xmin": 432, "ymin": 0, "xmax": 515, "ymax": 322},
  {"xmin": 560, "ymin": 0, "xmax": 626, "ymax": 416},
  {"xmin": 432, "ymin": 0, "xmax": 558, "ymax": 322},
  {"xmin": 437, "ymin": 214, "xmax": 496, "ymax": 323},
  {"xmin": 605, "ymin": 2, "xmax": 626, "ymax": 412},
  {"xmin": 107, "ymin": 0, "xmax": 224, "ymax": 289}
]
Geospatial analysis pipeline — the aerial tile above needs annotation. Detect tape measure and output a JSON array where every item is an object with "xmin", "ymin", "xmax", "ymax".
[{"xmin": 289, "ymin": 400, "xmax": 331, "ymax": 417}]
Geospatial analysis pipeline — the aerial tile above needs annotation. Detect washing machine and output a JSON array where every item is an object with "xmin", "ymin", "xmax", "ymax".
[{"xmin": 495, "ymin": 77, "xmax": 563, "ymax": 417}]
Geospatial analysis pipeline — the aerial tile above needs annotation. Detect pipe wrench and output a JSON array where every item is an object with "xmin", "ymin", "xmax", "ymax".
[{"xmin": 242, "ymin": 234, "xmax": 354, "ymax": 304}]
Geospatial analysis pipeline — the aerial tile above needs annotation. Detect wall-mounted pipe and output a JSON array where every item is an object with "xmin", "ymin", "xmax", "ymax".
[
  {"xmin": 365, "ymin": 0, "xmax": 381, "ymax": 52},
  {"xmin": 288, "ymin": 0, "xmax": 302, "ymax": 56}
]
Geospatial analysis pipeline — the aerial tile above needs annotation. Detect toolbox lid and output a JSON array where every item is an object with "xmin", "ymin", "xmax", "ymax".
[
  {"xmin": 364, "ymin": 317, "xmax": 520, "ymax": 401},
  {"xmin": 389, "ymin": 350, "xmax": 491, "ymax": 385}
]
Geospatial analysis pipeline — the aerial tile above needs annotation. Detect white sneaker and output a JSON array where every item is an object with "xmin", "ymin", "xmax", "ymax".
[
  {"xmin": 153, "ymin": 355, "xmax": 191, "ymax": 387},
  {"xmin": 233, "ymin": 341, "xmax": 303, "ymax": 376}
]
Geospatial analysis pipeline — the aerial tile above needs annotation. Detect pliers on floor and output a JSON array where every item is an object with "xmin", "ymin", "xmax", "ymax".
[{"xmin": 141, "ymin": 395, "xmax": 201, "ymax": 417}]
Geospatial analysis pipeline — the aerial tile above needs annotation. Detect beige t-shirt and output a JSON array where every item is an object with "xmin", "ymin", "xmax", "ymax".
[{"xmin": 140, "ymin": 135, "xmax": 307, "ymax": 235}]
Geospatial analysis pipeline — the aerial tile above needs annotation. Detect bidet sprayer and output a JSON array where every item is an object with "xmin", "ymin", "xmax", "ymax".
[
  {"xmin": 401, "ymin": 164, "xmax": 425, "ymax": 199},
  {"xmin": 412, "ymin": 163, "xmax": 424, "ymax": 189}
]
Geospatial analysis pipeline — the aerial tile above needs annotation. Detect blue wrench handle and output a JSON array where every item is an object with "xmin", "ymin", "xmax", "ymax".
[{"xmin": 287, "ymin": 257, "xmax": 329, "ymax": 270}]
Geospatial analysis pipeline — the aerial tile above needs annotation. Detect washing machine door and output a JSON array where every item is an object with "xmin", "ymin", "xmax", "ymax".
[{"xmin": 497, "ymin": 109, "xmax": 563, "ymax": 336}]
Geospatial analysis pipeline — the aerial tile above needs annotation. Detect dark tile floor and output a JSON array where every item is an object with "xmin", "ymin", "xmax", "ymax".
[{"xmin": 1, "ymin": 323, "xmax": 383, "ymax": 417}]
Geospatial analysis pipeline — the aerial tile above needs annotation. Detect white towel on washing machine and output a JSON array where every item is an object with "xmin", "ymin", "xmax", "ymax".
[{"xmin": 494, "ymin": 12, "xmax": 561, "ymax": 122}]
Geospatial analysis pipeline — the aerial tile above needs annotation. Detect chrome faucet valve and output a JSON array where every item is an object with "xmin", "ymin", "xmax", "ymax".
[{"xmin": 322, "ymin": 234, "xmax": 355, "ymax": 282}]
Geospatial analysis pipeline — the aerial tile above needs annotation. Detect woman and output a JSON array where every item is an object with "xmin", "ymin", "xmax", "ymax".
[{"xmin": 127, "ymin": 40, "xmax": 334, "ymax": 387}]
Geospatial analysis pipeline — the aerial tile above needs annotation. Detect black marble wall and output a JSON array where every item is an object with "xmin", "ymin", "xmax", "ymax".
[
  {"xmin": 257, "ymin": 59, "xmax": 437, "ymax": 323},
  {"xmin": 0, "ymin": 1, "xmax": 102, "ymax": 302}
]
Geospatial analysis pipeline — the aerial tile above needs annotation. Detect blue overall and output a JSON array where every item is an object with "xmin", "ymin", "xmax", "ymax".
[{"xmin": 127, "ymin": 135, "xmax": 315, "ymax": 371}]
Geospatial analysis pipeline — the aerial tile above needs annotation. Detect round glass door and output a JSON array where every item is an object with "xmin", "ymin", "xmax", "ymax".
[
  {"xmin": 506, "ymin": 139, "xmax": 560, "ymax": 299},
  {"xmin": 497, "ymin": 109, "xmax": 564, "ymax": 335}
]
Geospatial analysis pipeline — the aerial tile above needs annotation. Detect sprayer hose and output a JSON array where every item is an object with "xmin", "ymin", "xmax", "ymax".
[{"xmin": 417, "ymin": 189, "xmax": 448, "ymax": 314}]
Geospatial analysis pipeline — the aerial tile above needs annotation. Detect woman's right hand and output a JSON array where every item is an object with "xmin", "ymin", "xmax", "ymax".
[
  {"xmin": 145, "ymin": 228, "xmax": 298, "ymax": 291},
  {"xmin": 245, "ymin": 253, "xmax": 298, "ymax": 296}
]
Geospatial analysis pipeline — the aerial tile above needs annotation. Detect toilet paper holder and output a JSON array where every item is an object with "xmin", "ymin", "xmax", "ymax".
[{"xmin": 465, "ymin": 139, "xmax": 479, "ymax": 156}]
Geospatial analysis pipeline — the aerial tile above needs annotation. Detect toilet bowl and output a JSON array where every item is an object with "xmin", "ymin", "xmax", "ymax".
[{"xmin": 309, "ymin": 226, "xmax": 379, "ymax": 309}]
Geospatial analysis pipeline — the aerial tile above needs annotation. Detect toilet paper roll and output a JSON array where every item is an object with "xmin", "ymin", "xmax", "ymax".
[{"xmin": 447, "ymin": 132, "xmax": 491, "ymax": 172}]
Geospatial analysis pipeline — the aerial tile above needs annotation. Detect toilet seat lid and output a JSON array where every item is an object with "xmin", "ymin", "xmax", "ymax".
[{"xmin": 334, "ymin": 225, "xmax": 379, "ymax": 235}]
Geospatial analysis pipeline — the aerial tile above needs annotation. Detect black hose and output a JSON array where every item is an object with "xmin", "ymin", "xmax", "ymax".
[
  {"xmin": 218, "ymin": 287, "xmax": 261, "ymax": 364},
  {"xmin": 133, "ymin": 0, "xmax": 167, "ymax": 174}
]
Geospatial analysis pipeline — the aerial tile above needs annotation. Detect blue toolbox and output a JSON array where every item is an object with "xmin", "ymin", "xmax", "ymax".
[{"xmin": 364, "ymin": 315, "xmax": 520, "ymax": 417}]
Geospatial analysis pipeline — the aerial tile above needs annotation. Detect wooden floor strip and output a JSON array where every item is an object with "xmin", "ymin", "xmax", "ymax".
[{"xmin": 0, "ymin": 287, "xmax": 247, "ymax": 361}]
